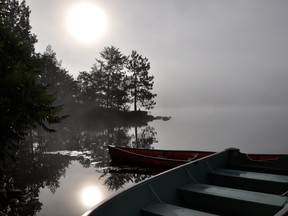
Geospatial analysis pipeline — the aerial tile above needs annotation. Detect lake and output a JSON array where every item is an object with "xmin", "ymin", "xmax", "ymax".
[
  {"xmin": 152, "ymin": 106, "xmax": 288, "ymax": 153},
  {"xmin": 1, "ymin": 106, "xmax": 288, "ymax": 215}
]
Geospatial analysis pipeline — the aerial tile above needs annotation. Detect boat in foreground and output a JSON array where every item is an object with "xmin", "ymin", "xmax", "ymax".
[
  {"xmin": 108, "ymin": 145, "xmax": 285, "ymax": 169},
  {"xmin": 83, "ymin": 148, "xmax": 288, "ymax": 216}
]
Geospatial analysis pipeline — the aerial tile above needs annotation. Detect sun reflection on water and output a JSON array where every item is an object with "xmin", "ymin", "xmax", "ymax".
[{"xmin": 80, "ymin": 185, "xmax": 103, "ymax": 208}]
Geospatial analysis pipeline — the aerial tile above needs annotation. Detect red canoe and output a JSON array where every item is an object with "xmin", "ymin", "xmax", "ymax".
[
  {"xmin": 108, "ymin": 145, "xmax": 287, "ymax": 169},
  {"xmin": 108, "ymin": 145, "xmax": 215, "ymax": 169}
]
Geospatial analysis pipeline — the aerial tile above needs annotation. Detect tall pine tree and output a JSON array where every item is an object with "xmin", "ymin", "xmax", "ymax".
[
  {"xmin": 40, "ymin": 45, "xmax": 78, "ymax": 114},
  {"xmin": 126, "ymin": 50, "xmax": 156, "ymax": 111},
  {"xmin": 97, "ymin": 46, "xmax": 129, "ymax": 110},
  {"xmin": 0, "ymin": 0, "xmax": 64, "ymax": 164}
]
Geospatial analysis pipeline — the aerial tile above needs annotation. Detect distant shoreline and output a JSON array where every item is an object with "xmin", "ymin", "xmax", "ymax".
[{"xmin": 66, "ymin": 107, "xmax": 171, "ymax": 128}]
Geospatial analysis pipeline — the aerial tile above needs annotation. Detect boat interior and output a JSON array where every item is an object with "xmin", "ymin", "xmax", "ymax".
[
  {"xmin": 142, "ymin": 149, "xmax": 288, "ymax": 216},
  {"xmin": 88, "ymin": 148, "xmax": 288, "ymax": 216}
]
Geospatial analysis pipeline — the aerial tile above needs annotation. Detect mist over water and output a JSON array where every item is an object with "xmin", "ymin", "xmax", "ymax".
[
  {"xmin": 3, "ymin": 105, "xmax": 288, "ymax": 216},
  {"xmin": 152, "ymin": 106, "xmax": 288, "ymax": 154}
]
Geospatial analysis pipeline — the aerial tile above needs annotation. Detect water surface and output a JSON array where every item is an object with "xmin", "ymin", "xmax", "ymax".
[{"xmin": 2, "ymin": 106, "xmax": 288, "ymax": 215}]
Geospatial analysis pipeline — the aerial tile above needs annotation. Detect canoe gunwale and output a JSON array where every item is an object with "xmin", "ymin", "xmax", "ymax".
[
  {"xmin": 109, "ymin": 145, "xmax": 192, "ymax": 163},
  {"xmin": 109, "ymin": 145, "xmax": 288, "ymax": 169},
  {"xmin": 230, "ymin": 150, "xmax": 288, "ymax": 175},
  {"xmin": 83, "ymin": 149, "xmax": 228, "ymax": 215},
  {"xmin": 274, "ymin": 204, "xmax": 288, "ymax": 216},
  {"xmin": 83, "ymin": 147, "xmax": 288, "ymax": 216},
  {"xmin": 108, "ymin": 145, "xmax": 215, "ymax": 169}
]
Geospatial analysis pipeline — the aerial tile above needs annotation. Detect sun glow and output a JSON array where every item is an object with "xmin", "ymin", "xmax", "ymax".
[
  {"xmin": 66, "ymin": 3, "xmax": 107, "ymax": 44},
  {"xmin": 80, "ymin": 186, "xmax": 103, "ymax": 208}
]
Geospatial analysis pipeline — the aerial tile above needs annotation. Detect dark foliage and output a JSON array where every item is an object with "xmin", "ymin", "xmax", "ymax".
[
  {"xmin": 0, "ymin": 0, "xmax": 64, "ymax": 165},
  {"xmin": 0, "ymin": 1, "xmax": 158, "ymax": 166},
  {"xmin": 77, "ymin": 46, "xmax": 157, "ymax": 114}
]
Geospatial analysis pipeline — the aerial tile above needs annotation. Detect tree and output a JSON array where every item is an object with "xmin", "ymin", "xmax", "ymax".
[
  {"xmin": 0, "ymin": 0, "xmax": 37, "ymax": 53},
  {"xmin": 77, "ymin": 62, "xmax": 106, "ymax": 107},
  {"xmin": 77, "ymin": 47, "xmax": 157, "ymax": 112},
  {"xmin": 96, "ymin": 46, "xmax": 129, "ymax": 110},
  {"xmin": 40, "ymin": 45, "xmax": 78, "ymax": 114},
  {"xmin": 0, "ymin": 0, "xmax": 64, "ymax": 164},
  {"xmin": 126, "ymin": 50, "xmax": 156, "ymax": 111}
]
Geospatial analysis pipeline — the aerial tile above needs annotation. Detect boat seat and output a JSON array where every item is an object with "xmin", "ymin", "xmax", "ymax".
[
  {"xmin": 141, "ymin": 203, "xmax": 217, "ymax": 216},
  {"xmin": 209, "ymin": 168, "xmax": 288, "ymax": 194},
  {"xmin": 178, "ymin": 183, "xmax": 287, "ymax": 216}
]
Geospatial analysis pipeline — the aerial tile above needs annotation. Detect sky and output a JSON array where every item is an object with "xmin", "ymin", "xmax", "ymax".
[{"xmin": 26, "ymin": 0, "xmax": 288, "ymax": 110}]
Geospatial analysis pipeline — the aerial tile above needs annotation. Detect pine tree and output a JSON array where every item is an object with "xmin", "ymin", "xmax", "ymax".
[
  {"xmin": 77, "ymin": 62, "xmax": 107, "ymax": 107},
  {"xmin": 40, "ymin": 45, "xmax": 78, "ymax": 113},
  {"xmin": 126, "ymin": 50, "xmax": 156, "ymax": 111},
  {"xmin": 97, "ymin": 46, "xmax": 128, "ymax": 110},
  {"xmin": 0, "ymin": 1, "xmax": 64, "ymax": 164}
]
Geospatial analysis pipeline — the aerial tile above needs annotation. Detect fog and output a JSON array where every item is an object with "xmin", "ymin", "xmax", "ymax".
[{"xmin": 26, "ymin": 0, "xmax": 288, "ymax": 109}]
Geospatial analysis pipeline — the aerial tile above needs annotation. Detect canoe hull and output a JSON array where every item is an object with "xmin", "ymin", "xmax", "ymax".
[
  {"xmin": 108, "ymin": 145, "xmax": 287, "ymax": 169},
  {"xmin": 108, "ymin": 145, "xmax": 214, "ymax": 169},
  {"xmin": 84, "ymin": 148, "xmax": 288, "ymax": 216}
]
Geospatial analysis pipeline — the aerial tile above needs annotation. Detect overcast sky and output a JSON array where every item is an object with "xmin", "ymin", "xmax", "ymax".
[{"xmin": 26, "ymin": 0, "xmax": 288, "ymax": 109}]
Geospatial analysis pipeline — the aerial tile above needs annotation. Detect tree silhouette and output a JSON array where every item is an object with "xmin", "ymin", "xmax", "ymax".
[
  {"xmin": 0, "ymin": 0, "xmax": 64, "ymax": 164},
  {"xmin": 98, "ymin": 46, "xmax": 128, "ymax": 110},
  {"xmin": 77, "ymin": 46, "xmax": 129, "ymax": 111},
  {"xmin": 77, "ymin": 63, "xmax": 107, "ymax": 107},
  {"xmin": 126, "ymin": 50, "xmax": 156, "ymax": 111},
  {"xmin": 40, "ymin": 45, "xmax": 78, "ymax": 115},
  {"xmin": 77, "ymin": 48, "xmax": 157, "ymax": 113}
]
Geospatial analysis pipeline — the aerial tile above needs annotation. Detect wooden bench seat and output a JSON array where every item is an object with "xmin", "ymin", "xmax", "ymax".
[
  {"xmin": 141, "ymin": 203, "xmax": 217, "ymax": 216},
  {"xmin": 178, "ymin": 183, "xmax": 287, "ymax": 216},
  {"xmin": 209, "ymin": 168, "xmax": 288, "ymax": 194}
]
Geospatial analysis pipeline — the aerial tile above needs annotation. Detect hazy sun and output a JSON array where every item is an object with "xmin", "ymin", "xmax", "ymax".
[
  {"xmin": 80, "ymin": 186, "xmax": 103, "ymax": 208},
  {"xmin": 66, "ymin": 3, "xmax": 107, "ymax": 44}
]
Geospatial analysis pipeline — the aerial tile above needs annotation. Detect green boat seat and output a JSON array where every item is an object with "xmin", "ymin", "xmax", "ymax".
[
  {"xmin": 209, "ymin": 168, "xmax": 288, "ymax": 194},
  {"xmin": 178, "ymin": 183, "xmax": 287, "ymax": 216},
  {"xmin": 141, "ymin": 203, "xmax": 218, "ymax": 216}
]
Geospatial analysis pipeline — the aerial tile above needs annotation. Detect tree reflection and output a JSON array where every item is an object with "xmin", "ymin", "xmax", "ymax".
[
  {"xmin": 100, "ymin": 168, "xmax": 153, "ymax": 191},
  {"xmin": 131, "ymin": 125, "xmax": 158, "ymax": 149},
  {"xmin": 0, "ymin": 121, "xmax": 160, "ymax": 214},
  {"xmin": 0, "ymin": 138, "xmax": 71, "ymax": 215}
]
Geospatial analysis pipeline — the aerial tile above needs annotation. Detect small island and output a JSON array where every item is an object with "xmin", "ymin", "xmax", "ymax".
[
  {"xmin": 40, "ymin": 45, "xmax": 166, "ymax": 128},
  {"xmin": 0, "ymin": 4, "xmax": 166, "ymax": 164},
  {"xmin": 0, "ymin": 3, "xmax": 171, "ymax": 215}
]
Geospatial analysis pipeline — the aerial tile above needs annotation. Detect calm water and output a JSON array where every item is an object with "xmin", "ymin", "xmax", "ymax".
[
  {"xmin": 3, "ymin": 106, "xmax": 288, "ymax": 216},
  {"xmin": 152, "ymin": 106, "xmax": 288, "ymax": 153}
]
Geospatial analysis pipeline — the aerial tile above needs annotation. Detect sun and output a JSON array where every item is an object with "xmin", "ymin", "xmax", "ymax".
[{"xmin": 66, "ymin": 3, "xmax": 107, "ymax": 44}]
